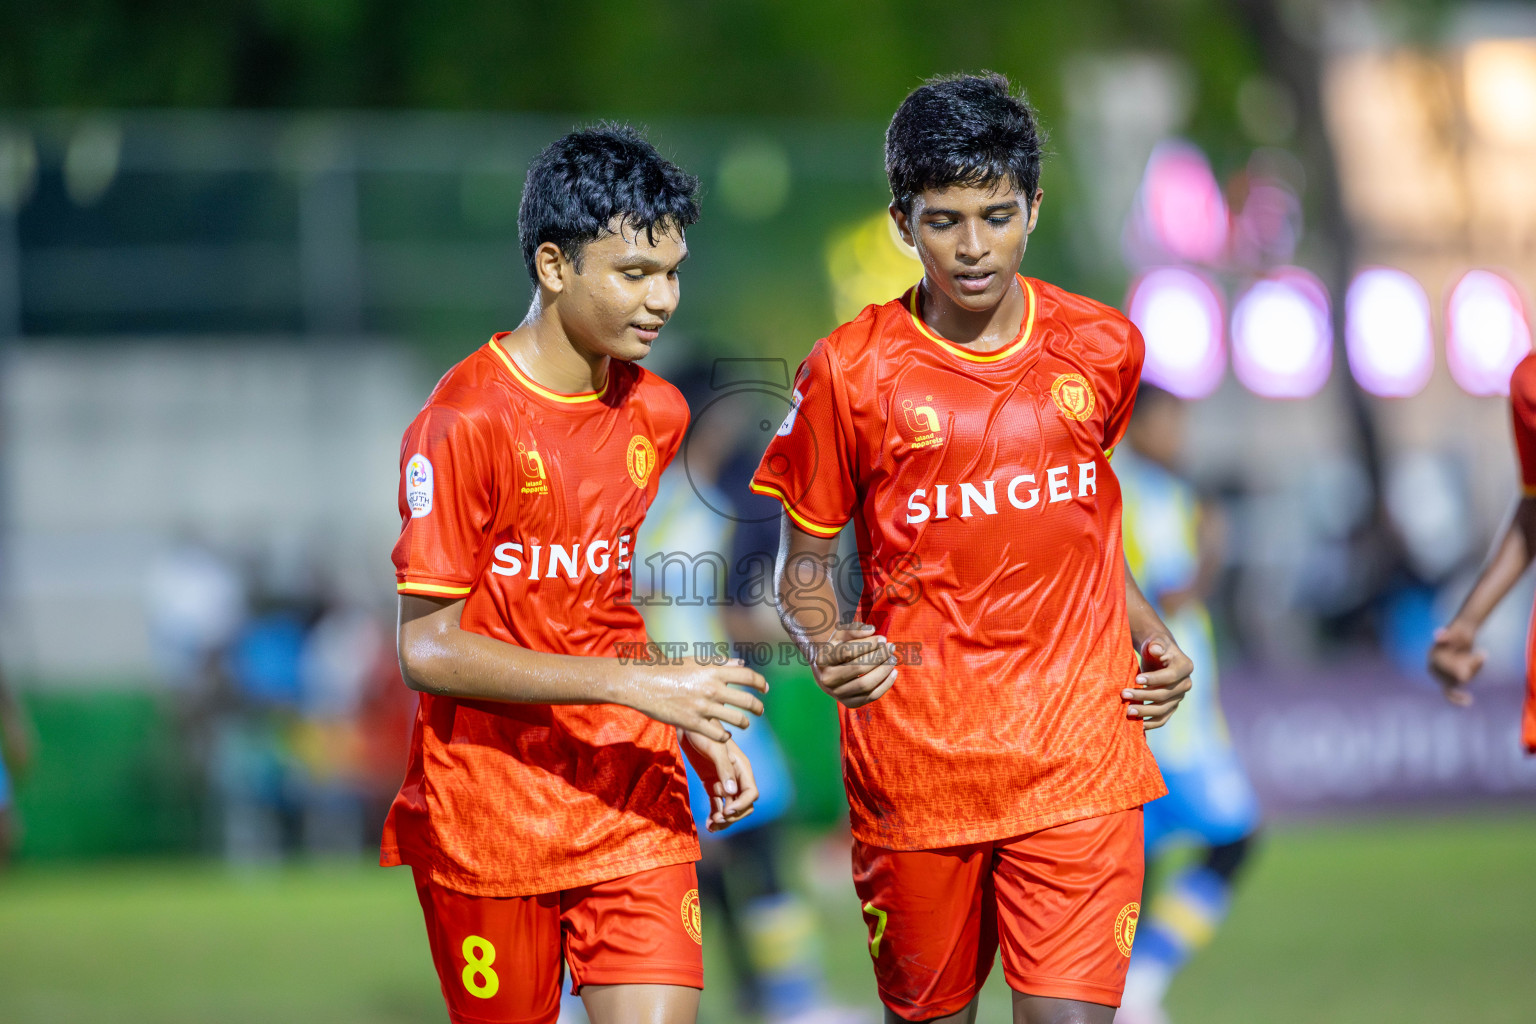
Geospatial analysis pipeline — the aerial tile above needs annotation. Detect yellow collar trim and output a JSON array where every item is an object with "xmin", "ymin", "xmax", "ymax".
[
  {"xmin": 906, "ymin": 276, "xmax": 1037, "ymax": 363},
  {"xmin": 488, "ymin": 339, "xmax": 608, "ymax": 404}
]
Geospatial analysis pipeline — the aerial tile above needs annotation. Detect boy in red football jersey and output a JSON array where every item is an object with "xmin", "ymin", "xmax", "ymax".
[
  {"xmin": 754, "ymin": 75, "xmax": 1193, "ymax": 1024},
  {"xmin": 1429, "ymin": 351, "xmax": 1536, "ymax": 754},
  {"xmin": 385, "ymin": 125, "xmax": 769, "ymax": 1024}
]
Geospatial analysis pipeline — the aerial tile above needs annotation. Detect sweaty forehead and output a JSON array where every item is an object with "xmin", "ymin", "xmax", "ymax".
[
  {"xmin": 588, "ymin": 217, "xmax": 688, "ymax": 261},
  {"xmin": 915, "ymin": 180, "xmax": 1023, "ymax": 212}
]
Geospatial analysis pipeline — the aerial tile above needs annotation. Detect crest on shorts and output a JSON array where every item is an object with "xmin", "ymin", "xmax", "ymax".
[
  {"xmin": 1114, "ymin": 901, "xmax": 1140, "ymax": 956},
  {"xmin": 627, "ymin": 434, "xmax": 658, "ymax": 488},
  {"xmin": 1051, "ymin": 373, "xmax": 1096, "ymax": 422},
  {"xmin": 681, "ymin": 888, "xmax": 703, "ymax": 944}
]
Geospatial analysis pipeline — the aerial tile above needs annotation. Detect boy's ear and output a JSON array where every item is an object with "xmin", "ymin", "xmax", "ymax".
[
  {"xmin": 533, "ymin": 242, "xmax": 569, "ymax": 294},
  {"xmin": 889, "ymin": 202, "xmax": 916, "ymax": 248},
  {"xmin": 1026, "ymin": 188, "xmax": 1045, "ymax": 234}
]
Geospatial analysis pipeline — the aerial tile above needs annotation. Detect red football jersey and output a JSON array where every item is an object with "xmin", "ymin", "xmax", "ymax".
[
  {"xmin": 752, "ymin": 276, "xmax": 1166, "ymax": 850},
  {"xmin": 1508, "ymin": 352, "xmax": 1536, "ymax": 753},
  {"xmin": 382, "ymin": 334, "xmax": 699, "ymax": 896}
]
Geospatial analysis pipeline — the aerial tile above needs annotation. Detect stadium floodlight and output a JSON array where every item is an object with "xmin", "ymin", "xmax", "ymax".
[
  {"xmin": 1231, "ymin": 267, "xmax": 1332, "ymax": 399},
  {"xmin": 1446, "ymin": 269, "xmax": 1532, "ymax": 397},
  {"xmin": 1126, "ymin": 267, "xmax": 1226, "ymax": 399},
  {"xmin": 1131, "ymin": 140, "xmax": 1230, "ymax": 265},
  {"xmin": 1345, "ymin": 267, "xmax": 1434, "ymax": 398}
]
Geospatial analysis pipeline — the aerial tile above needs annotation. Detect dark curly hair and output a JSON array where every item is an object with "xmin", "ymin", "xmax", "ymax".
[
  {"xmin": 517, "ymin": 123, "xmax": 700, "ymax": 281},
  {"xmin": 885, "ymin": 72, "xmax": 1047, "ymax": 215}
]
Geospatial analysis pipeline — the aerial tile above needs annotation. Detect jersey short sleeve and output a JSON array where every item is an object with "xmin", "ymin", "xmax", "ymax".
[
  {"xmin": 751, "ymin": 340, "xmax": 859, "ymax": 538},
  {"xmin": 393, "ymin": 405, "xmax": 496, "ymax": 597},
  {"xmin": 1101, "ymin": 320, "xmax": 1146, "ymax": 454},
  {"xmin": 1510, "ymin": 353, "xmax": 1536, "ymax": 494}
]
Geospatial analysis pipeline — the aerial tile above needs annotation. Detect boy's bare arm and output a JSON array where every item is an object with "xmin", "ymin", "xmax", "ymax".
[
  {"xmin": 397, "ymin": 595, "xmax": 766, "ymax": 742},
  {"xmin": 773, "ymin": 517, "xmax": 897, "ymax": 709},
  {"xmin": 1430, "ymin": 496, "xmax": 1536, "ymax": 703}
]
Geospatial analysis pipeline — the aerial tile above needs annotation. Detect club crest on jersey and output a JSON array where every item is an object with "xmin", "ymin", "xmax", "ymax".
[
  {"xmin": 1051, "ymin": 373, "xmax": 1096, "ymax": 422},
  {"xmin": 900, "ymin": 395, "xmax": 944, "ymax": 451},
  {"xmin": 626, "ymin": 434, "xmax": 658, "ymax": 488},
  {"xmin": 517, "ymin": 440, "xmax": 550, "ymax": 496},
  {"xmin": 1114, "ymin": 902, "xmax": 1139, "ymax": 957},
  {"xmin": 405, "ymin": 454, "xmax": 433, "ymax": 518}
]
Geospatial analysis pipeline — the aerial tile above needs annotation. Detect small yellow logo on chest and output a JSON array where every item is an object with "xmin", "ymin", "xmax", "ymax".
[
  {"xmin": 517, "ymin": 441, "xmax": 550, "ymax": 495},
  {"xmin": 900, "ymin": 396, "xmax": 945, "ymax": 450},
  {"xmin": 1051, "ymin": 373, "xmax": 1096, "ymax": 421}
]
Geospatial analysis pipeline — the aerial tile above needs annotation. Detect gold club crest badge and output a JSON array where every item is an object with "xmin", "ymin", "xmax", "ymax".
[
  {"xmin": 1114, "ymin": 901, "xmax": 1140, "ymax": 956},
  {"xmin": 1051, "ymin": 372, "xmax": 1096, "ymax": 422},
  {"xmin": 626, "ymin": 434, "xmax": 658, "ymax": 488},
  {"xmin": 681, "ymin": 888, "xmax": 702, "ymax": 944}
]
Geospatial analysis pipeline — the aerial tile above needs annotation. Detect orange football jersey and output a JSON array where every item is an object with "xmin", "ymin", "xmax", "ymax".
[
  {"xmin": 382, "ymin": 334, "xmax": 699, "ymax": 896},
  {"xmin": 1508, "ymin": 352, "xmax": 1536, "ymax": 754},
  {"xmin": 752, "ymin": 275, "xmax": 1166, "ymax": 850}
]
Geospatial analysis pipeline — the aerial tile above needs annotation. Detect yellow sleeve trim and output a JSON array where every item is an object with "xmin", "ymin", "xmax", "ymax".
[
  {"xmin": 397, "ymin": 581, "xmax": 473, "ymax": 596},
  {"xmin": 1522, "ymin": 484, "xmax": 1536, "ymax": 498},
  {"xmin": 749, "ymin": 481, "xmax": 845, "ymax": 537}
]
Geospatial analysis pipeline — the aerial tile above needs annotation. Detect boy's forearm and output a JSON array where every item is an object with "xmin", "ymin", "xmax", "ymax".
[
  {"xmin": 1452, "ymin": 497, "xmax": 1536, "ymax": 630},
  {"xmin": 1125, "ymin": 568, "xmax": 1173, "ymax": 653},
  {"xmin": 773, "ymin": 516, "xmax": 845, "ymax": 657},
  {"xmin": 776, "ymin": 568, "xmax": 842, "ymax": 658},
  {"xmin": 400, "ymin": 620, "xmax": 632, "ymax": 704}
]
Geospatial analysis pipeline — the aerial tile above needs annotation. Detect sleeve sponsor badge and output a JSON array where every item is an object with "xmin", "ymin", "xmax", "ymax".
[{"xmin": 406, "ymin": 454, "xmax": 434, "ymax": 518}]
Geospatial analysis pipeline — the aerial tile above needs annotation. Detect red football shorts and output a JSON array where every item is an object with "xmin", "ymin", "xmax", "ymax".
[
  {"xmin": 411, "ymin": 862, "xmax": 704, "ymax": 1024},
  {"xmin": 852, "ymin": 807, "xmax": 1144, "ymax": 1020}
]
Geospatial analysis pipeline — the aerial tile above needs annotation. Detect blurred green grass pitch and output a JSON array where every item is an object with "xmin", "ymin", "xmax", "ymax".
[{"xmin": 0, "ymin": 816, "xmax": 1531, "ymax": 1023}]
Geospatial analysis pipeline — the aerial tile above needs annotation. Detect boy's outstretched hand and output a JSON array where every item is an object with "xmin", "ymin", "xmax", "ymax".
[
  {"xmin": 812, "ymin": 622, "xmax": 898, "ymax": 708},
  {"xmin": 1124, "ymin": 636, "xmax": 1193, "ymax": 730},
  {"xmin": 1428, "ymin": 620, "xmax": 1485, "ymax": 706},
  {"xmin": 680, "ymin": 731, "xmax": 759, "ymax": 831}
]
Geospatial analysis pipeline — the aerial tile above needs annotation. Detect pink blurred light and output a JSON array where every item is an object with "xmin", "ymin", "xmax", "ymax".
[
  {"xmin": 1346, "ymin": 267, "xmax": 1434, "ymax": 398},
  {"xmin": 1126, "ymin": 267, "xmax": 1226, "ymax": 399},
  {"xmin": 1446, "ymin": 269, "xmax": 1531, "ymax": 397},
  {"xmin": 1231, "ymin": 267, "xmax": 1333, "ymax": 399},
  {"xmin": 1141, "ymin": 142, "xmax": 1229, "ymax": 264}
]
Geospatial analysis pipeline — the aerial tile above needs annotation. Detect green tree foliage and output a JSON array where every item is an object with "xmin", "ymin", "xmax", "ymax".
[{"xmin": 3, "ymin": 0, "xmax": 1255, "ymax": 130}]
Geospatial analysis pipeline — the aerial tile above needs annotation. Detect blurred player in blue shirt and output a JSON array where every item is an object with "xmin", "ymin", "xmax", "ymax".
[
  {"xmin": 634, "ymin": 366, "xmax": 867, "ymax": 1024},
  {"xmin": 1113, "ymin": 384, "xmax": 1261, "ymax": 1024}
]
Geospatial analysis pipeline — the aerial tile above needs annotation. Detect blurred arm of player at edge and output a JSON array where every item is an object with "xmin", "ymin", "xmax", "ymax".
[
  {"xmin": 397, "ymin": 593, "xmax": 766, "ymax": 827},
  {"xmin": 0, "ymin": 667, "xmax": 32, "ymax": 780},
  {"xmin": 1428, "ymin": 498, "xmax": 1536, "ymax": 705}
]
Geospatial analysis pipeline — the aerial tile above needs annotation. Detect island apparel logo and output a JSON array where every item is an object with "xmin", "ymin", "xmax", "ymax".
[
  {"xmin": 900, "ymin": 395, "xmax": 944, "ymax": 450},
  {"xmin": 405, "ymin": 454, "xmax": 433, "ymax": 518},
  {"xmin": 517, "ymin": 440, "xmax": 549, "ymax": 496}
]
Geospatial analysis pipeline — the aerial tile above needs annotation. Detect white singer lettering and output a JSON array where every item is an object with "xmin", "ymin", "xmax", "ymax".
[
  {"xmin": 488, "ymin": 533, "xmax": 632, "ymax": 582},
  {"xmin": 905, "ymin": 463, "xmax": 1101, "ymax": 525}
]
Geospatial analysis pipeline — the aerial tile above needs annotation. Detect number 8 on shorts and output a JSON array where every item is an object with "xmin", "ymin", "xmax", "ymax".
[{"xmin": 462, "ymin": 935, "xmax": 500, "ymax": 999}]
